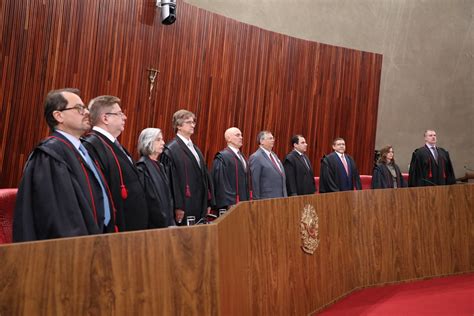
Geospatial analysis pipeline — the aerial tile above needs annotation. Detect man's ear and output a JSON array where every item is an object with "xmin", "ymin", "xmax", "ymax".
[
  {"xmin": 102, "ymin": 113, "xmax": 109, "ymax": 125},
  {"xmin": 52, "ymin": 111, "xmax": 63, "ymax": 124}
]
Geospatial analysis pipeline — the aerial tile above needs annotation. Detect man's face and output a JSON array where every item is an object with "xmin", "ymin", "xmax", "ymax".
[
  {"xmin": 227, "ymin": 128, "xmax": 243, "ymax": 149},
  {"xmin": 177, "ymin": 116, "xmax": 196, "ymax": 138},
  {"xmin": 261, "ymin": 133, "xmax": 275, "ymax": 151},
  {"xmin": 294, "ymin": 136, "xmax": 307, "ymax": 153},
  {"xmin": 332, "ymin": 139, "xmax": 346, "ymax": 154},
  {"xmin": 104, "ymin": 103, "xmax": 127, "ymax": 138},
  {"xmin": 56, "ymin": 92, "xmax": 90, "ymax": 137},
  {"xmin": 424, "ymin": 130, "xmax": 437, "ymax": 145}
]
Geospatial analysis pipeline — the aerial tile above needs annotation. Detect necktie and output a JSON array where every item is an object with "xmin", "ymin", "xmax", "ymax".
[
  {"xmin": 115, "ymin": 140, "xmax": 133, "ymax": 164},
  {"xmin": 187, "ymin": 141, "xmax": 201, "ymax": 168},
  {"xmin": 79, "ymin": 144, "xmax": 111, "ymax": 225},
  {"xmin": 341, "ymin": 154, "xmax": 349, "ymax": 175},
  {"xmin": 430, "ymin": 146, "xmax": 438, "ymax": 162},
  {"xmin": 237, "ymin": 151, "xmax": 247, "ymax": 171},
  {"xmin": 301, "ymin": 154, "xmax": 310, "ymax": 170},
  {"xmin": 269, "ymin": 152, "xmax": 283, "ymax": 175}
]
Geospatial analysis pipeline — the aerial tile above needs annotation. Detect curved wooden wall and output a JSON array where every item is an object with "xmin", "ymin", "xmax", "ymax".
[
  {"xmin": 217, "ymin": 184, "xmax": 473, "ymax": 314},
  {"xmin": 0, "ymin": 185, "xmax": 472, "ymax": 314},
  {"xmin": 0, "ymin": 0, "xmax": 382, "ymax": 187}
]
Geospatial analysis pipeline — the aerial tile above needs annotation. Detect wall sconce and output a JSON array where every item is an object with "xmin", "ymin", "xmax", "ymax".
[{"xmin": 147, "ymin": 68, "xmax": 159, "ymax": 100}]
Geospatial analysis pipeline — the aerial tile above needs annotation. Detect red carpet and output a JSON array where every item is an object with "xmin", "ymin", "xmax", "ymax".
[{"xmin": 317, "ymin": 273, "xmax": 474, "ymax": 315}]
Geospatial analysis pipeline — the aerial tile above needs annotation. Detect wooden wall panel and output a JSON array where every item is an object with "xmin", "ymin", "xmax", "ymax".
[
  {"xmin": 0, "ymin": 0, "xmax": 382, "ymax": 188},
  {"xmin": 0, "ymin": 184, "xmax": 471, "ymax": 315},
  {"xmin": 216, "ymin": 184, "xmax": 473, "ymax": 315},
  {"xmin": 0, "ymin": 225, "xmax": 219, "ymax": 315}
]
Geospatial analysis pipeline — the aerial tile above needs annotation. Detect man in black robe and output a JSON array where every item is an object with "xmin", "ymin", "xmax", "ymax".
[
  {"xmin": 283, "ymin": 135, "xmax": 316, "ymax": 196},
  {"xmin": 211, "ymin": 127, "xmax": 250, "ymax": 211},
  {"xmin": 319, "ymin": 137, "xmax": 362, "ymax": 193},
  {"xmin": 82, "ymin": 95, "xmax": 149, "ymax": 231},
  {"xmin": 13, "ymin": 88, "xmax": 114, "ymax": 241},
  {"xmin": 160, "ymin": 109, "xmax": 214, "ymax": 225},
  {"xmin": 408, "ymin": 130, "xmax": 456, "ymax": 187}
]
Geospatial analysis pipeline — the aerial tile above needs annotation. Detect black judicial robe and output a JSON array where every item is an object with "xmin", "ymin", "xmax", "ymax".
[
  {"xmin": 371, "ymin": 162, "xmax": 407, "ymax": 189},
  {"xmin": 136, "ymin": 156, "xmax": 175, "ymax": 228},
  {"xmin": 13, "ymin": 132, "xmax": 106, "ymax": 242},
  {"xmin": 82, "ymin": 131, "xmax": 149, "ymax": 231},
  {"xmin": 160, "ymin": 136, "xmax": 214, "ymax": 224},
  {"xmin": 319, "ymin": 152, "xmax": 362, "ymax": 193},
  {"xmin": 408, "ymin": 145, "xmax": 456, "ymax": 187},
  {"xmin": 211, "ymin": 148, "xmax": 250, "ymax": 210},
  {"xmin": 283, "ymin": 150, "xmax": 316, "ymax": 196}
]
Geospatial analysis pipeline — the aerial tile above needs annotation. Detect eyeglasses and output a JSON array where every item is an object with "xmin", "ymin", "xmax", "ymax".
[
  {"xmin": 105, "ymin": 112, "xmax": 126, "ymax": 118},
  {"xmin": 58, "ymin": 104, "xmax": 88, "ymax": 115},
  {"xmin": 183, "ymin": 120, "xmax": 196, "ymax": 125}
]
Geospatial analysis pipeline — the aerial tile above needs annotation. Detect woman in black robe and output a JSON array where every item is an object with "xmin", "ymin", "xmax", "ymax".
[
  {"xmin": 136, "ymin": 128, "xmax": 175, "ymax": 228},
  {"xmin": 371, "ymin": 145, "xmax": 407, "ymax": 189}
]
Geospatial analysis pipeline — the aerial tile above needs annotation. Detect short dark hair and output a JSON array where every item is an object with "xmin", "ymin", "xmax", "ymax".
[
  {"xmin": 291, "ymin": 134, "xmax": 303, "ymax": 146},
  {"xmin": 332, "ymin": 137, "xmax": 345, "ymax": 145},
  {"xmin": 44, "ymin": 88, "xmax": 81, "ymax": 130},
  {"xmin": 257, "ymin": 130, "xmax": 271, "ymax": 145}
]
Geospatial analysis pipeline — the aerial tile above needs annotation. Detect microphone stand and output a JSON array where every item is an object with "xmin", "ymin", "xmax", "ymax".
[
  {"xmin": 196, "ymin": 213, "xmax": 217, "ymax": 225},
  {"xmin": 421, "ymin": 178, "xmax": 437, "ymax": 186}
]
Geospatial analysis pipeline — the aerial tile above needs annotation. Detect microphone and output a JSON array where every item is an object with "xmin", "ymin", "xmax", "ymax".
[
  {"xmin": 195, "ymin": 213, "xmax": 217, "ymax": 225},
  {"xmin": 421, "ymin": 178, "xmax": 437, "ymax": 186},
  {"xmin": 196, "ymin": 217, "xmax": 207, "ymax": 225}
]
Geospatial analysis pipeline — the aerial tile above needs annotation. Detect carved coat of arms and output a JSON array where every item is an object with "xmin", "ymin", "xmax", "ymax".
[{"xmin": 300, "ymin": 204, "xmax": 320, "ymax": 254}]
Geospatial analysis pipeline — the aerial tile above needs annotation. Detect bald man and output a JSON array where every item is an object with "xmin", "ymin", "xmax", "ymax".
[{"xmin": 211, "ymin": 127, "xmax": 251, "ymax": 211}]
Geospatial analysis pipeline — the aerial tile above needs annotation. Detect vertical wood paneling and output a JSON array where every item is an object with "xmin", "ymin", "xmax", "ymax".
[{"xmin": 0, "ymin": 0, "xmax": 382, "ymax": 188}]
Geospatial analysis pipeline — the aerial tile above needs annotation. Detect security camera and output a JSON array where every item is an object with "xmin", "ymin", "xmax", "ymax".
[{"xmin": 156, "ymin": 0, "xmax": 176, "ymax": 25}]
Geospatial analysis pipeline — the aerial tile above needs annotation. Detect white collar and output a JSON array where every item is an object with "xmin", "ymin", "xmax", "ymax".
[
  {"xmin": 294, "ymin": 149, "xmax": 304, "ymax": 156},
  {"xmin": 55, "ymin": 129, "xmax": 81, "ymax": 150},
  {"xmin": 227, "ymin": 145, "xmax": 240, "ymax": 155},
  {"xmin": 335, "ymin": 151, "xmax": 345, "ymax": 159},
  {"xmin": 177, "ymin": 133, "xmax": 192, "ymax": 145},
  {"xmin": 93, "ymin": 126, "xmax": 116, "ymax": 143},
  {"xmin": 260, "ymin": 146, "xmax": 272, "ymax": 156}
]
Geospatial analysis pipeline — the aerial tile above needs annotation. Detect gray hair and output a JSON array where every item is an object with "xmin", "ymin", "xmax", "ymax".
[
  {"xmin": 137, "ymin": 128, "xmax": 162, "ymax": 156},
  {"xmin": 256, "ymin": 130, "xmax": 271, "ymax": 145}
]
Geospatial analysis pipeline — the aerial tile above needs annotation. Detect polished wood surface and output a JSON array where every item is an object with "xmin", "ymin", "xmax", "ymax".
[
  {"xmin": 216, "ymin": 184, "xmax": 473, "ymax": 314},
  {"xmin": 0, "ymin": 0, "xmax": 382, "ymax": 187},
  {"xmin": 0, "ymin": 225, "xmax": 219, "ymax": 315},
  {"xmin": 0, "ymin": 185, "xmax": 472, "ymax": 315}
]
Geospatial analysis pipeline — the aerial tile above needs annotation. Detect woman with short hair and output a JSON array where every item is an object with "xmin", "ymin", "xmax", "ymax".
[{"xmin": 136, "ymin": 128, "xmax": 175, "ymax": 228}]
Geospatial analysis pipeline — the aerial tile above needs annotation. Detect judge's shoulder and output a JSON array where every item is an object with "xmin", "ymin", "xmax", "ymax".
[
  {"xmin": 412, "ymin": 146, "xmax": 426, "ymax": 154},
  {"xmin": 38, "ymin": 135, "xmax": 72, "ymax": 152},
  {"xmin": 214, "ymin": 150, "xmax": 227, "ymax": 160},
  {"xmin": 164, "ymin": 138, "xmax": 179, "ymax": 150}
]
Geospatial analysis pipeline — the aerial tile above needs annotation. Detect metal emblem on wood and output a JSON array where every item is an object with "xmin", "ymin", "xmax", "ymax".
[{"xmin": 300, "ymin": 204, "xmax": 320, "ymax": 254}]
